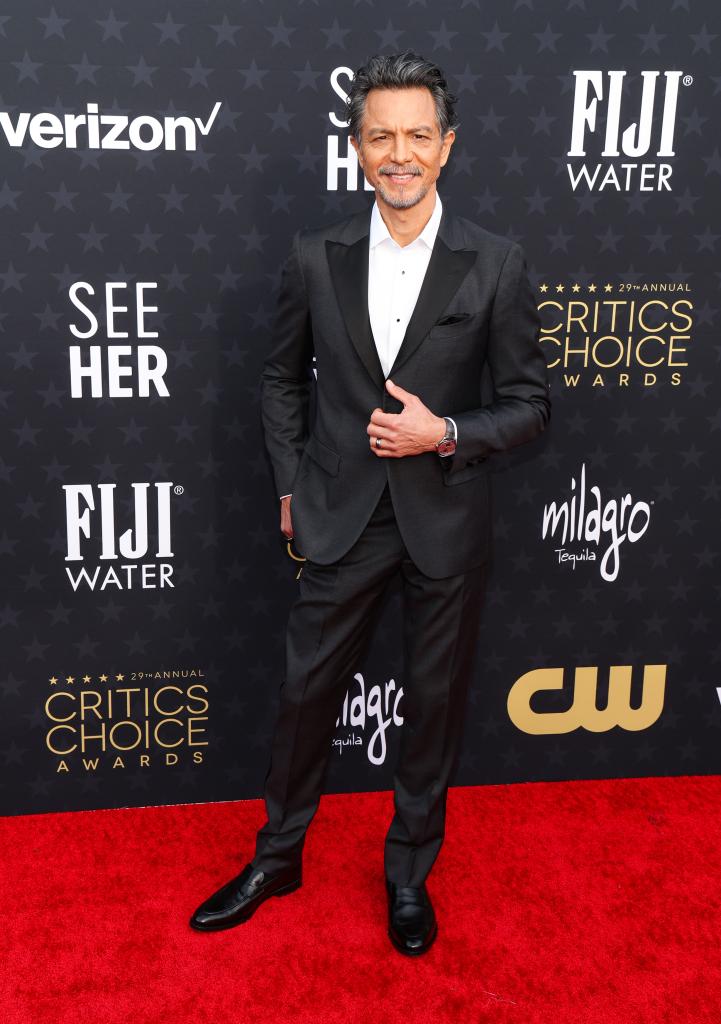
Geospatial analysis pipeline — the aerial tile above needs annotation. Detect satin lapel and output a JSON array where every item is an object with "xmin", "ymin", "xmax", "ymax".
[
  {"xmin": 326, "ymin": 233, "xmax": 386, "ymax": 392},
  {"xmin": 325, "ymin": 204, "xmax": 478, "ymax": 390},
  {"xmin": 387, "ymin": 236, "xmax": 477, "ymax": 378}
]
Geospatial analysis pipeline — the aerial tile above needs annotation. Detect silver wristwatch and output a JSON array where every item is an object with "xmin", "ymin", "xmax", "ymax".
[{"xmin": 435, "ymin": 416, "xmax": 457, "ymax": 457}]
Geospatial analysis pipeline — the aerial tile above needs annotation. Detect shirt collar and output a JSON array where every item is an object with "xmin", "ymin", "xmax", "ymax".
[{"xmin": 369, "ymin": 190, "xmax": 443, "ymax": 251}]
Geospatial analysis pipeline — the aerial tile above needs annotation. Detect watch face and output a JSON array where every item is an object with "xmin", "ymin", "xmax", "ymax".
[{"xmin": 437, "ymin": 438, "xmax": 456, "ymax": 455}]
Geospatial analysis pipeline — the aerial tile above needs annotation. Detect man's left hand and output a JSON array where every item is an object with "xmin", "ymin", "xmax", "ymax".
[{"xmin": 367, "ymin": 379, "xmax": 446, "ymax": 458}]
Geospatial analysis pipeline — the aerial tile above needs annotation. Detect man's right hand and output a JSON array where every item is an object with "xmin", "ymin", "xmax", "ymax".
[{"xmin": 280, "ymin": 494, "xmax": 293, "ymax": 539}]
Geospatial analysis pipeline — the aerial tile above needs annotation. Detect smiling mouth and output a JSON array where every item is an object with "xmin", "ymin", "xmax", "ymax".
[{"xmin": 386, "ymin": 173, "xmax": 417, "ymax": 183}]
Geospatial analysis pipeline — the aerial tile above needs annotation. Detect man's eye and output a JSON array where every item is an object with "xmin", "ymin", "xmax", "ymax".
[{"xmin": 414, "ymin": 134, "xmax": 428, "ymax": 140}]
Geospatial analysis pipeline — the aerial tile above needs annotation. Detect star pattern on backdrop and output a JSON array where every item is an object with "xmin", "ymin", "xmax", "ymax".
[{"xmin": 0, "ymin": 1, "xmax": 717, "ymax": 814}]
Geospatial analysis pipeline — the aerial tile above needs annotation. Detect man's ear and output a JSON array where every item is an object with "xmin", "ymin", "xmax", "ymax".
[{"xmin": 439, "ymin": 129, "xmax": 455, "ymax": 167}]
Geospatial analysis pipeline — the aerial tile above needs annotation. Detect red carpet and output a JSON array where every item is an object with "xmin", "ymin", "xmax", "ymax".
[{"xmin": 3, "ymin": 775, "xmax": 720, "ymax": 1024}]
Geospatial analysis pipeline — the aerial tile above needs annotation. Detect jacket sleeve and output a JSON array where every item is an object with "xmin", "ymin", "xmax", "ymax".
[
  {"xmin": 447, "ymin": 241, "xmax": 550, "ymax": 468},
  {"xmin": 260, "ymin": 229, "xmax": 314, "ymax": 500}
]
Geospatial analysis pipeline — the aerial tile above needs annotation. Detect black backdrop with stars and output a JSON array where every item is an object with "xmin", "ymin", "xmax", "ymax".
[{"xmin": 1, "ymin": 1, "xmax": 719, "ymax": 817}]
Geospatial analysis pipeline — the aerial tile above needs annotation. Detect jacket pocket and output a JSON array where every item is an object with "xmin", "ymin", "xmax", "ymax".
[
  {"xmin": 304, "ymin": 434, "xmax": 341, "ymax": 476},
  {"xmin": 442, "ymin": 458, "xmax": 487, "ymax": 486},
  {"xmin": 435, "ymin": 312, "xmax": 472, "ymax": 326},
  {"xmin": 429, "ymin": 310, "xmax": 485, "ymax": 339}
]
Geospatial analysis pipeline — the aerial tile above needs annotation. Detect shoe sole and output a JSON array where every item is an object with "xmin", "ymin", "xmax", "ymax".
[
  {"xmin": 189, "ymin": 878, "xmax": 302, "ymax": 932},
  {"xmin": 387, "ymin": 919, "xmax": 438, "ymax": 956}
]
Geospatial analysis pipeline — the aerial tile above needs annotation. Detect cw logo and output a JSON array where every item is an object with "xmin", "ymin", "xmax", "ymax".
[{"xmin": 508, "ymin": 665, "xmax": 666, "ymax": 735}]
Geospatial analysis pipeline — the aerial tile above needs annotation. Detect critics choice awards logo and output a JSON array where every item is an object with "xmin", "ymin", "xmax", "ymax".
[
  {"xmin": 538, "ymin": 284, "xmax": 693, "ymax": 390},
  {"xmin": 44, "ymin": 669, "xmax": 209, "ymax": 774}
]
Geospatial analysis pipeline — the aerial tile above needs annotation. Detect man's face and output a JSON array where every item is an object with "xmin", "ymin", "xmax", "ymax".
[{"xmin": 350, "ymin": 86, "xmax": 455, "ymax": 210}]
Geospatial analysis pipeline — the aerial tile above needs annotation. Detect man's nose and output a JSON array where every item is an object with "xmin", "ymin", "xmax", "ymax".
[{"xmin": 390, "ymin": 137, "xmax": 412, "ymax": 164}]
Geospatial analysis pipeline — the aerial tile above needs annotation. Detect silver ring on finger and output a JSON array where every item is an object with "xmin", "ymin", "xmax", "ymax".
[{"xmin": 375, "ymin": 436, "xmax": 382, "ymax": 449}]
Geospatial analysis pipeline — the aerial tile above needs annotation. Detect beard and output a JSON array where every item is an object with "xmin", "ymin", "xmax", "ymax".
[{"xmin": 375, "ymin": 171, "xmax": 431, "ymax": 210}]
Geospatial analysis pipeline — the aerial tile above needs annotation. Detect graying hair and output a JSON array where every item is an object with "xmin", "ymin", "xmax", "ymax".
[{"xmin": 346, "ymin": 51, "xmax": 460, "ymax": 143}]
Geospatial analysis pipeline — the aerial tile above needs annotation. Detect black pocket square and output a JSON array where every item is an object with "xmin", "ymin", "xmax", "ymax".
[{"xmin": 435, "ymin": 312, "xmax": 471, "ymax": 326}]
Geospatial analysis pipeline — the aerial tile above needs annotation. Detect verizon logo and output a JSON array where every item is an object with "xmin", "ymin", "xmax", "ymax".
[{"xmin": 0, "ymin": 100, "xmax": 222, "ymax": 151}]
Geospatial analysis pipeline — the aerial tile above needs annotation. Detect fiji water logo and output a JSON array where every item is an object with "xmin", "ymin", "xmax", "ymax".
[
  {"xmin": 63, "ymin": 481, "xmax": 176, "ymax": 591},
  {"xmin": 566, "ymin": 70, "xmax": 691, "ymax": 192},
  {"xmin": 541, "ymin": 464, "xmax": 652, "ymax": 582}
]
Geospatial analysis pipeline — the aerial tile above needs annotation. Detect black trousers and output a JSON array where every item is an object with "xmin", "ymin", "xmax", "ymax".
[{"xmin": 253, "ymin": 480, "xmax": 488, "ymax": 887}]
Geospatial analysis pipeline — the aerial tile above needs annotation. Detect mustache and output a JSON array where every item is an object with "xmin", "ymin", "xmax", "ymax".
[{"xmin": 380, "ymin": 167, "xmax": 422, "ymax": 176}]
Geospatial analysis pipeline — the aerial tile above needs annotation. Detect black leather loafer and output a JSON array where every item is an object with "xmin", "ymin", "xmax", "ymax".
[
  {"xmin": 189, "ymin": 862, "xmax": 302, "ymax": 931},
  {"xmin": 386, "ymin": 879, "xmax": 438, "ymax": 956}
]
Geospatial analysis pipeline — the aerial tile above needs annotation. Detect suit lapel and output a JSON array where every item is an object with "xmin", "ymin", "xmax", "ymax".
[
  {"xmin": 326, "ymin": 228, "xmax": 385, "ymax": 391},
  {"xmin": 325, "ymin": 201, "xmax": 477, "ymax": 391},
  {"xmin": 388, "ymin": 232, "xmax": 477, "ymax": 378}
]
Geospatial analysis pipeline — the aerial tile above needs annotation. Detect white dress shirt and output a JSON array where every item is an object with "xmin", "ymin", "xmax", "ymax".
[
  {"xmin": 367, "ymin": 189, "xmax": 456, "ymax": 441},
  {"xmin": 280, "ymin": 192, "xmax": 456, "ymax": 499}
]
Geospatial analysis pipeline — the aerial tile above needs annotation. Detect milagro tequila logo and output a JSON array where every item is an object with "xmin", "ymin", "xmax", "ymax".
[
  {"xmin": 63, "ymin": 482, "xmax": 177, "ymax": 591},
  {"xmin": 567, "ymin": 70, "xmax": 691, "ymax": 192},
  {"xmin": 0, "ymin": 101, "xmax": 221, "ymax": 152},
  {"xmin": 333, "ymin": 671, "xmax": 403, "ymax": 765},
  {"xmin": 541, "ymin": 464, "xmax": 652, "ymax": 582}
]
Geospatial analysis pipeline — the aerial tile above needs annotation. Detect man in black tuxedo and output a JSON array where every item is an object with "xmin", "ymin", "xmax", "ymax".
[{"xmin": 190, "ymin": 51, "xmax": 550, "ymax": 954}]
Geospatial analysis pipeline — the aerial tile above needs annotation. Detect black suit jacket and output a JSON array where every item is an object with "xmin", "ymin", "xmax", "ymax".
[{"xmin": 260, "ymin": 198, "xmax": 551, "ymax": 579}]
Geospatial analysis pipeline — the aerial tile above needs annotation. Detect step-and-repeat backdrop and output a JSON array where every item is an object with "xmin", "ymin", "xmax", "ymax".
[{"xmin": 2, "ymin": 1, "xmax": 718, "ymax": 815}]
